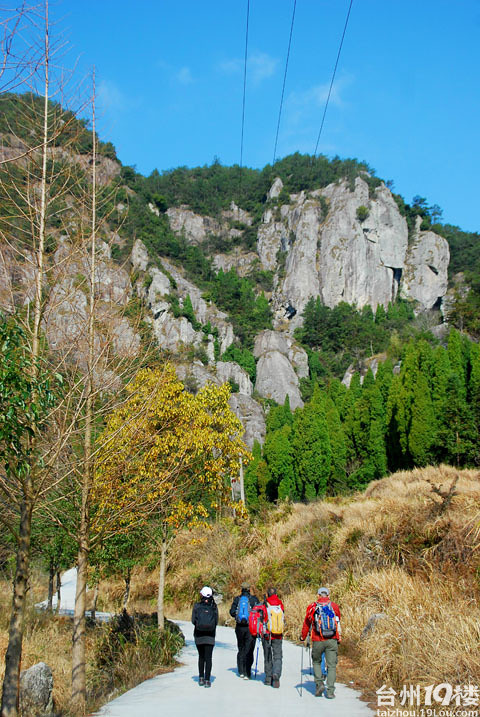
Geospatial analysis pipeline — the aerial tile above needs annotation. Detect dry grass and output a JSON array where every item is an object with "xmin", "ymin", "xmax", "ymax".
[
  {"xmin": 0, "ymin": 570, "xmax": 80, "ymax": 716},
  {"xmin": 158, "ymin": 465, "xmax": 480, "ymax": 711},
  {"xmin": 1, "ymin": 465, "xmax": 479, "ymax": 714}
]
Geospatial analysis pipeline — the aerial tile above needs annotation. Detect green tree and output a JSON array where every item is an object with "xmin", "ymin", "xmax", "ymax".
[
  {"xmin": 263, "ymin": 425, "xmax": 295, "ymax": 500},
  {"xmin": 292, "ymin": 387, "xmax": 331, "ymax": 500}
]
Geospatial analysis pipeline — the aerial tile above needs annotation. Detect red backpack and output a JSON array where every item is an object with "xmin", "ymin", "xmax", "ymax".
[{"xmin": 248, "ymin": 605, "xmax": 268, "ymax": 638}]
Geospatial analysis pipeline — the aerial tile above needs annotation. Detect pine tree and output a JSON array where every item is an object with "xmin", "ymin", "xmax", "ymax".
[
  {"xmin": 292, "ymin": 387, "xmax": 332, "ymax": 499},
  {"xmin": 325, "ymin": 397, "xmax": 347, "ymax": 491},
  {"xmin": 408, "ymin": 373, "xmax": 436, "ymax": 466},
  {"xmin": 263, "ymin": 425, "xmax": 296, "ymax": 500}
]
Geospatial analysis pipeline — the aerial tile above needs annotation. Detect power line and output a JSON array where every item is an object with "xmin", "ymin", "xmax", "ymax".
[
  {"xmin": 272, "ymin": 0, "xmax": 297, "ymax": 166},
  {"xmin": 313, "ymin": 0, "xmax": 354, "ymax": 159},
  {"xmin": 239, "ymin": 0, "xmax": 250, "ymax": 174}
]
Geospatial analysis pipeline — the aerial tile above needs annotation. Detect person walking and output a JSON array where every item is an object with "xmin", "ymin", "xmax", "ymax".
[
  {"xmin": 300, "ymin": 586, "xmax": 341, "ymax": 699},
  {"xmin": 229, "ymin": 582, "xmax": 259, "ymax": 679},
  {"xmin": 262, "ymin": 587, "xmax": 285, "ymax": 688},
  {"xmin": 192, "ymin": 586, "xmax": 218, "ymax": 688}
]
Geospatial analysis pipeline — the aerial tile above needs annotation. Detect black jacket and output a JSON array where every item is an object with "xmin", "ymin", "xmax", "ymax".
[
  {"xmin": 230, "ymin": 589, "xmax": 259, "ymax": 625},
  {"xmin": 192, "ymin": 596, "xmax": 218, "ymax": 646}
]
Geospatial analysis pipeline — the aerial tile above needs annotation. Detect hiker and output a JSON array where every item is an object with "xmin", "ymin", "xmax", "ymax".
[
  {"xmin": 262, "ymin": 587, "xmax": 285, "ymax": 688},
  {"xmin": 229, "ymin": 582, "xmax": 259, "ymax": 679},
  {"xmin": 192, "ymin": 585, "xmax": 218, "ymax": 688},
  {"xmin": 300, "ymin": 586, "xmax": 341, "ymax": 699}
]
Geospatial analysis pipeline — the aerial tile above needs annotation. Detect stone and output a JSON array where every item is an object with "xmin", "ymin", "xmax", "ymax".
[
  {"xmin": 0, "ymin": 244, "xmax": 14, "ymax": 312},
  {"xmin": 213, "ymin": 249, "xmax": 258, "ymax": 277},
  {"xmin": 360, "ymin": 613, "xmax": 387, "ymax": 639},
  {"xmin": 147, "ymin": 268, "xmax": 171, "ymax": 313},
  {"xmin": 166, "ymin": 206, "xmax": 212, "ymax": 244},
  {"xmin": 131, "ymin": 239, "xmax": 150, "ymax": 272},
  {"xmin": 255, "ymin": 350, "xmax": 303, "ymax": 410},
  {"xmin": 216, "ymin": 361, "xmax": 253, "ymax": 396},
  {"xmin": 151, "ymin": 312, "xmax": 203, "ymax": 351},
  {"xmin": 254, "ymin": 330, "xmax": 309, "ymax": 378},
  {"xmin": 401, "ymin": 220, "xmax": 450, "ymax": 310},
  {"xmin": 228, "ymin": 393, "xmax": 266, "ymax": 449},
  {"xmin": 267, "ymin": 177, "xmax": 284, "ymax": 200},
  {"xmin": 19, "ymin": 662, "xmax": 54, "ymax": 716}
]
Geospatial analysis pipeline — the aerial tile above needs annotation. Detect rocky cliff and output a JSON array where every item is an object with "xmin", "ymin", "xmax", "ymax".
[{"xmin": 1, "ymin": 158, "xmax": 453, "ymax": 451}]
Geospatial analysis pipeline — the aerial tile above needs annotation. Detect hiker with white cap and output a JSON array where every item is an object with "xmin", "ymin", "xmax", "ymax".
[
  {"xmin": 299, "ymin": 586, "xmax": 341, "ymax": 699},
  {"xmin": 192, "ymin": 586, "xmax": 218, "ymax": 687}
]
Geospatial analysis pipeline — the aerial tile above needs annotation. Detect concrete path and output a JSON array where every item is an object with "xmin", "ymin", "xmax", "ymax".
[
  {"xmin": 36, "ymin": 567, "xmax": 110, "ymax": 622},
  {"xmin": 95, "ymin": 620, "xmax": 373, "ymax": 717}
]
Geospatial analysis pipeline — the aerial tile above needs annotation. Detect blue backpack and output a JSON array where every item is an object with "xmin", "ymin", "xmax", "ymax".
[
  {"xmin": 314, "ymin": 601, "xmax": 337, "ymax": 638},
  {"xmin": 236, "ymin": 595, "xmax": 251, "ymax": 624}
]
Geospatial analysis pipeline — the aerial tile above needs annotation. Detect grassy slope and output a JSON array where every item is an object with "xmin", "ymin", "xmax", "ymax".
[
  {"xmin": 161, "ymin": 465, "xmax": 480, "ymax": 708},
  {"xmin": 2, "ymin": 465, "xmax": 478, "ymax": 714}
]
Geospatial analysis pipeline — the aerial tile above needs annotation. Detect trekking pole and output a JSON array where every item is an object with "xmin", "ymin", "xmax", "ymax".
[
  {"xmin": 254, "ymin": 638, "xmax": 260, "ymax": 679},
  {"xmin": 307, "ymin": 635, "xmax": 312, "ymax": 676},
  {"xmin": 300, "ymin": 640, "xmax": 304, "ymax": 696}
]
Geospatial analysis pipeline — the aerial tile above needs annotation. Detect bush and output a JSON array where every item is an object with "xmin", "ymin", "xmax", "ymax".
[{"xmin": 356, "ymin": 205, "xmax": 369, "ymax": 222}]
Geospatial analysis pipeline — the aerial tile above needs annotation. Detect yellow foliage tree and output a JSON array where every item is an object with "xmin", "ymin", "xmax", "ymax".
[{"xmin": 92, "ymin": 364, "xmax": 250, "ymax": 628}]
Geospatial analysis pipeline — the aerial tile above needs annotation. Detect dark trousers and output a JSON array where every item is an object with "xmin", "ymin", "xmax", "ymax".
[
  {"xmin": 197, "ymin": 644, "xmax": 214, "ymax": 680},
  {"xmin": 262, "ymin": 637, "xmax": 283, "ymax": 680},
  {"xmin": 235, "ymin": 624, "xmax": 255, "ymax": 677}
]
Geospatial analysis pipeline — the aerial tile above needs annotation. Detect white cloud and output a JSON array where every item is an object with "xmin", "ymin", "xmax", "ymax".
[
  {"xmin": 249, "ymin": 52, "xmax": 278, "ymax": 85},
  {"xmin": 284, "ymin": 76, "xmax": 351, "ymax": 129},
  {"xmin": 176, "ymin": 66, "xmax": 193, "ymax": 85},
  {"xmin": 218, "ymin": 51, "xmax": 278, "ymax": 85},
  {"xmin": 97, "ymin": 79, "xmax": 126, "ymax": 113}
]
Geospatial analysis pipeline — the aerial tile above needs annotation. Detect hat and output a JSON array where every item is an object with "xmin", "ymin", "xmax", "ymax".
[
  {"xmin": 318, "ymin": 586, "xmax": 329, "ymax": 596},
  {"xmin": 241, "ymin": 582, "xmax": 250, "ymax": 590},
  {"xmin": 200, "ymin": 586, "xmax": 213, "ymax": 598}
]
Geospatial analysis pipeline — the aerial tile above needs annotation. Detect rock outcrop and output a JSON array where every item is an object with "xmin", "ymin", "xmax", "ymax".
[
  {"xmin": 401, "ymin": 218, "xmax": 450, "ymax": 310},
  {"xmin": 228, "ymin": 393, "xmax": 266, "ymax": 449},
  {"xmin": 253, "ymin": 330, "xmax": 306, "ymax": 409},
  {"xmin": 216, "ymin": 361, "xmax": 253, "ymax": 396},
  {"xmin": 255, "ymin": 177, "xmax": 449, "ymax": 327}
]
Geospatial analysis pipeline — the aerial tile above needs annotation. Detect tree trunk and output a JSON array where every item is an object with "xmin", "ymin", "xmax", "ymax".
[
  {"xmin": 91, "ymin": 584, "xmax": 99, "ymax": 621},
  {"xmin": 156, "ymin": 537, "xmax": 167, "ymax": 631},
  {"xmin": 56, "ymin": 571, "xmax": 61, "ymax": 613},
  {"xmin": 0, "ymin": 499, "xmax": 32, "ymax": 717},
  {"xmin": 71, "ymin": 71, "xmax": 97, "ymax": 715},
  {"xmin": 122, "ymin": 571, "xmax": 131, "ymax": 611},
  {"xmin": 239, "ymin": 457, "xmax": 245, "ymax": 504},
  {"xmin": 71, "ymin": 538, "xmax": 88, "ymax": 713},
  {"xmin": 47, "ymin": 562, "xmax": 54, "ymax": 611}
]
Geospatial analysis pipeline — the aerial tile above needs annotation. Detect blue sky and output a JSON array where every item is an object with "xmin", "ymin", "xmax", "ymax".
[{"xmin": 55, "ymin": 0, "xmax": 480, "ymax": 232}]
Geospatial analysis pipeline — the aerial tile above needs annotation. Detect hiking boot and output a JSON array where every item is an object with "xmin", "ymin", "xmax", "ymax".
[
  {"xmin": 239, "ymin": 673, "xmax": 245, "ymax": 679},
  {"xmin": 243, "ymin": 675, "xmax": 249, "ymax": 680},
  {"xmin": 264, "ymin": 678, "xmax": 272, "ymax": 686},
  {"xmin": 325, "ymin": 692, "xmax": 335, "ymax": 699},
  {"xmin": 315, "ymin": 685, "xmax": 323, "ymax": 697},
  {"xmin": 205, "ymin": 680, "xmax": 211, "ymax": 688},
  {"xmin": 199, "ymin": 677, "xmax": 205, "ymax": 686},
  {"xmin": 273, "ymin": 675, "xmax": 280, "ymax": 688}
]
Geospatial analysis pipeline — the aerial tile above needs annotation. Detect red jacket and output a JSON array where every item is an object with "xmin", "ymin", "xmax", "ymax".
[
  {"xmin": 263, "ymin": 594, "xmax": 285, "ymax": 640},
  {"xmin": 301, "ymin": 597, "xmax": 341, "ymax": 642}
]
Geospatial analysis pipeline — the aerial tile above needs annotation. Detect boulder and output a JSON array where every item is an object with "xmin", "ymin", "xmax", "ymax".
[
  {"xmin": 255, "ymin": 350, "xmax": 303, "ymax": 410},
  {"xmin": 360, "ymin": 612, "xmax": 387, "ymax": 639},
  {"xmin": 19, "ymin": 662, "xmax": 53, "ymax": 716},
  {"xmin": 267, "ymin": 177, "xmax": 284, "ymax": 200},
  {"xmin": 131, "ymin": 239, "xmax": 150, "ymax": 272},
  {"xmin": 216, "ymin": 361, "xmax": 253, "ymax": 396},
  {"xmin": 401, "ymin": 220, "xmax": 450, "ymax": 310}
]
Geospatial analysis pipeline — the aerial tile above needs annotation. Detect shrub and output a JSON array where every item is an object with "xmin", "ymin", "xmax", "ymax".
[{"xmin": 356, "ymin": 205, "xmax": 369, "ymax": 222}]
